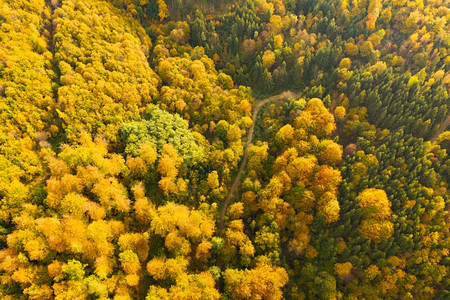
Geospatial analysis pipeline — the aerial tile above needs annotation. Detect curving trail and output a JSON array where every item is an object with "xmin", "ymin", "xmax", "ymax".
[
  {"xmin": 430, "ymin": 114, "xmax": 450, "ymax": 142},
  {"xmin": 218, "ymin": 90, "xmax": 299, "ymax": 235}
]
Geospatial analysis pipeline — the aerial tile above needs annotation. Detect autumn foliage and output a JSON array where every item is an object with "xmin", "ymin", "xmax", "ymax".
[{"xmin": 0, "ymin": 0, "xmax": 448, "ymax": 299}]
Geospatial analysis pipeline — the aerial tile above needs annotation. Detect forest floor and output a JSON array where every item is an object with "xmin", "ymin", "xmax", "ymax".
[
  {"xmin": 218, "ymin": 90, "xmax": 299, "ymax": 234},
  {"xmin": 430, "ymin": 114, "xmax": 450, "ymax": 142}
]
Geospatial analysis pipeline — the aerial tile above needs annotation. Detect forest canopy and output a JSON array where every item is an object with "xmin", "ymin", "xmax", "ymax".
[
  {"xmin": 121, "ymin": 105, "xmax": 205, "ymax": 166},
  {"xmin": 0, "ymin": 0, "xmax": 448, "ymax": 299}
]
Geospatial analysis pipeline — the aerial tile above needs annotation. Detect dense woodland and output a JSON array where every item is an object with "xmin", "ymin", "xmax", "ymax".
[{"xmin": 0, "ymin": 0, "xmax": 448, "ymax": 299}]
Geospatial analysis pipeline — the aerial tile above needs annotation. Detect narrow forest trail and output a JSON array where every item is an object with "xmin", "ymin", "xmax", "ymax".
[
  {"xmin": 218, "ymin": 90, "xmax": 299, "ymax": 235},
  {"xmin": 430, "ymin": 114, "xmax": 450, "ymax": 142}
]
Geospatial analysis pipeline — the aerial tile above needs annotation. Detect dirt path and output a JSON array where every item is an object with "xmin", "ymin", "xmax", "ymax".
[
  {"xmin": 218, "ymin": 90, "xmax": 299, "ymax": 235},
  {"xmin": 430, "ymin": 114, "xmax": 450, "ymax": 142}
]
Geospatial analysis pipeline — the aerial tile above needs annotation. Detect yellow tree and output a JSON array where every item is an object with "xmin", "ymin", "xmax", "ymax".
[
  {"xmin": 156, "ymin": 0, "xmax": 169, "ymax": 21},
  {"xmin": 334, "ymin": 106, "xmax": 346, "ymax": 121},
  {"xmin": 274, "ymin": 34, "xmax": 284, "ymax": 49},
  {"xmin": 295, "ymin": 98, "xmax": 336, "ymax": 138},
  {"xmin": 358, "ymin": 188, "xmax": 394, "ymax": 241},
  {"xmin": 247, "ymin": 143, "xmax": 269, "ymax": 176},
  {"xmin": 223, "ymin": 263, "xmax": 288, "ymax": 300},
  {"xmin": 275, "ymin": 124, "xmax": 295, "ymax": 145},
  {"xmin": 319, "ymin": 140, "xmax": 343, "ymax": 165},
  {"xmin": 358, "ymin": 188, "xmax": 392, "ymax": 219},
  {"xmin": 262, "ymin": 50, "xmax": 276, "ymax": 69},
  {"xmin": 157, "ymin": 144, "xmax": 185, "ymax": 195}
]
